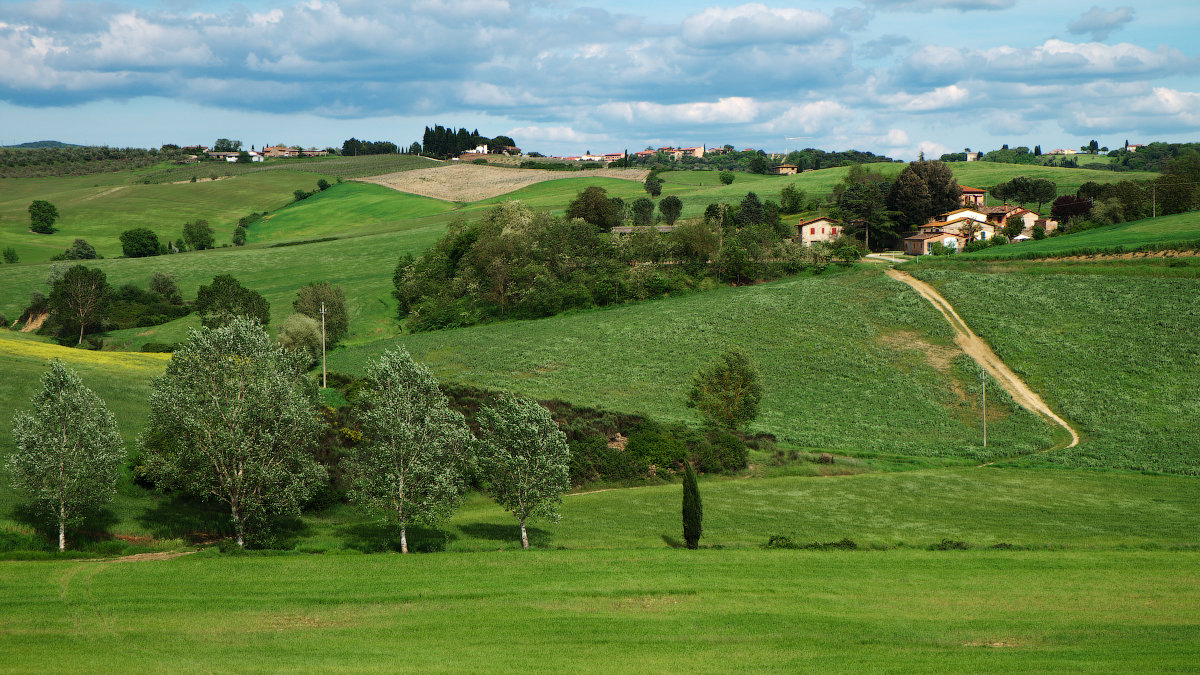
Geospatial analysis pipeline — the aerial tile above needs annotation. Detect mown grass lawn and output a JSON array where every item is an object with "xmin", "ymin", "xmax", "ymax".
[{"xmin": 0, "ymin": 549, "xmax": 1196, "ymax": 673}]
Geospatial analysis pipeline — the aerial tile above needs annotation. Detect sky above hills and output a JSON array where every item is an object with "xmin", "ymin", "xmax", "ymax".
[{"xmin": 0, "ymin": 0, "xmax": 1196, "ymax": 159}]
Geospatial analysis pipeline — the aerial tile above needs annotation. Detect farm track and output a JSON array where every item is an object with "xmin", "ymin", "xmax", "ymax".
[{"xmin": 884, "ymin": 269, "xmax": 1080, "ymax": 454}]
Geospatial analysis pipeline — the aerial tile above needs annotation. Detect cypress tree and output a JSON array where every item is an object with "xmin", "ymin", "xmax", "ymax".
[{"xmin": 682, "ymin": 462, "xmax": 702, "ymax": 549}]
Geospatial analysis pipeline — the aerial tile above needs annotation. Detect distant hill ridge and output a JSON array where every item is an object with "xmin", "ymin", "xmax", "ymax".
[{"xmin": 0, "ymin": 140, "xmax": 84, "ymax": 149}]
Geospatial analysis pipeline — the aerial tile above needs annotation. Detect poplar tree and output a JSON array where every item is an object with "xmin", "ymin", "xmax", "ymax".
[
  {"xmin": 475, "ymin": 393, "xmax": 570, "ymax": 549},
  {"xmin": 9, "ymin": 360, "xmax": 123, "ymax": 551},
  {"xmin": 682, "ymin": 462, "xmax": 702, "ymax": 549},
  {"xmin": 345, "ymin": 348, "xmax": 473, "ymax": 553}
]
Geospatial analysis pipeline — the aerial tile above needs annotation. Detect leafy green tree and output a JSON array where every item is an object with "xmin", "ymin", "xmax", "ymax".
[
  {"xmin": 317, "ymin": 179, "xmax": 331, "ymax": 191},
  {"xmin": 659, "ymin": 195, "xmax": 683, "ymax": 225},
  {"xmin": 631, "ymin": 197, "xmax": 655, "ymax": 226},
  {"xmin": 1031, "ymin": 178, "xmax": 1057, "ymax": 213},
  {"xmin": 212, "ymin": 138, "xmax": 242, "ymax": 152},
  {"xmin": 195, "ymin": 274, "xmax": 270, "ymax": 328},
  {"xmin": 833, "ymin": 179, "xmax": 893, "ymax": 249},
  {"xmin": 1003, "ymin": 214, "xmax": 1025, "ymax": 239},
  {"xmin": 28, "ymin": 200, "xmax": 59, "ymax": 234},
  {"xmin": 737, "ymin": 192, "xmax": 765, "ymax": 227},
  {"xmin": 293, "ymin": 281, "xmax": 349, "ymax": 346},
  {"xmin": 9, "ymin": 360, "xmax": 124, "ymax": 551},
  {"xmin": 182, "ymin": 220, "xmax": 215, "ymax": 251},
  {"xmin": 53, "ymin": 239, "xmax": 98, "ymax": 261},
  {"xmin": 718, "ymin": 171, "xmax": 735, "ymax": 185},
  {"xmin": 682, "ymin": 462, "xmax": 702, "ymax": 549},
  {"xmin": 747, "ymin": 155, "xmax": 769, "ymax": 174},
  {"xmin": 1032, "ymin": 223, "xmax": 1047, "ymax": 240},
  {"xmin": 2, "ymin": 247, "xmax": 17, "ymax": 264},
  {"xmin": 232, "ymin": 226, "xmax": 247, "ymax": 246},
  {"xmin": 886, "ymin": 169, "xmax": 933, "ymax": 229},
  {"xmin": 48, "ymin": 264, "xmax": 112, "ymax": 345},
  {"xmin": 686, "ymin": 350, "xmax": 763, "ymax": 430},
  {"xmin": 278, "ymin": 313, "xmax": 322, "ymax": 364},
  {"xmin": 149, "ymin": 271, "xmax": 182, "ymax": 304},
  {"xmin": 779, "ymin": 184, "xmax": 805, "ymax": 214},
  {"xmin": 643, "ymin": 176, "xmax": 663, "ymax": 197},
  {"xmin": 141, "ymin": 318, "xmax": 326, "ymax": 548},
  {"xmin": 346, "ymin": 348, "xmax": 473, "ymax": 553},
  {"xmin": 566, "ymin": 186, "xmax": 624, "ymax": 231},
  {"xmin": 894, "ymin": 160, "xmax": 960, "ymax": 221},
  {"xmin": 119, "ymin": 228, "xmax": 160, "ymax": 258},
  {"xmin": 475, "ymin": 393, "xmax": 570, "ymax": 549}
]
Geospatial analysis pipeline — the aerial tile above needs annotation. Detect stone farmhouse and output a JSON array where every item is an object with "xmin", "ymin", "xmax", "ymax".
[{"xmin": 798, "ymin": 216, "xmax": 843, "ymax": 244}]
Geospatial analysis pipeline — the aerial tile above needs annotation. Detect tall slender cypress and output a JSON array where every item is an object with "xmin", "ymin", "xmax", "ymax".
[{"xmin": 682, "ymin": 462, "xmax": 702, "ymax": 549}]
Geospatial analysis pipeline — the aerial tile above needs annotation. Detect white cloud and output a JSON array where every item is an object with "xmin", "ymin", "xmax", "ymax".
[
  {"xmin": 883, "ymin": 84, "xmax": 970, "ymax": 112},
  {"xmin": 681, "ymin": 4, "xmax": 833, "ymax": 48},
  {"xmin": 1067, "ymin": 6, "xmax": 1135, "ymax": 41},
  {"xmin": 598, "ymin": 97, "xmax": 761, "ymax": 125},
  {"xmin": 862, "ymin": 0, "xmax": 1016, "ymax": 11},
  {"xmin": 917, "ymin": 140, "xmax": 949, "ymax": 158},
  {"xmin": 756, "ymin": 100, "xmax": 851, "ymax": 134},
  {"xmin": 506, "ymin": 125, "xmax": 598, "ymax": 145}
]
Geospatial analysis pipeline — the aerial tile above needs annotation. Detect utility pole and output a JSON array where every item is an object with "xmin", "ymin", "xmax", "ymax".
[
  {"xmin": 320, "ymin": 301, "xmax": 327, "ymax": 389},
  {"xmin": 980, "ymin": 367, "xmax": 987, "ymax": 448}
]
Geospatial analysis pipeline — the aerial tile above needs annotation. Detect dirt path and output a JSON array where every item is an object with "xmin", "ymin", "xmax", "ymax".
[
  {"xmin": 885, "ymin": 269, "xmax": 1079, "ymax": 450},
  {"xmin": 85, "ymin": 550, "xmax": 197, "ymax": 563}
]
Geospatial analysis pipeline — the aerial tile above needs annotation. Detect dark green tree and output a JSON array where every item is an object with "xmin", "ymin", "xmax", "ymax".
[
  {"xmin": 737, "ymin": 192, "xmax": 765, "ymax": 227},
  {"xmin": 887, "ymin": 169, "xmax": 933, "ymax": 229},
  {"xmin": 643, "ymin": 176, "xmax": 663, "ymax": 197},
  {"xmin": 119, "ymin": 228, "xmax": 160, "ymax": 258},
  {"xmin": 631, "ymin": 197, "xmax": 655, "ymax": 226},
  {"xmin": 293, "ymin": 281, "xmax": 349, "ymax": 346},
  {"xmin": 682, "ymin": 461, "xmax": 702, "ymax": 549},
  {"xmin": 48, "ymin": 265, "xmax": 112, "ymax": 345},
  {"xmin": 566, "ymin": 186, "xmax": 624, "ymax": 231},
  {"xmin": 54, "ymin": 239, "xmax": 98, "ymax": 261},
  {"xmin": 718, "ymin": 171, "xmax": 735, "ymax": 185},
  {"xmin": 232, "ymin": 226, "xmax": 247, "ymax": 246},
  {"xmin": 195, "ymin": 274, "xmax": 270, "ymax": 328},
  {"xmin": 212, "ymin": 138, "xmax": 242, "ymax": 152},
  {"xmin": 29, "ymin": 200, "xmax": 59, "ymax": 234},
  {"xmin": 2, "ymin": 247, "xmax": 17, "ymax": 264},
  {"xmin": 659, "ymin": 195, "xmax": 683, "ymax": 225},
  {"xmin": 779, "ymin": 184, "xmax": 805, "ymax": 214},
  {"xmin": 182, "ymin": 220, "xmax": 215, "ymax": 250},
  {"xmin": 686, "ymin": 350, "xmax": 763, "ymax": 430}
]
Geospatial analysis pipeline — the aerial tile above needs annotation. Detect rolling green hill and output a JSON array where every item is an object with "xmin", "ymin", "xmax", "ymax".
[{"xmin": 958, "ymin": 211, "xmax": 1200, "ymax": 259}]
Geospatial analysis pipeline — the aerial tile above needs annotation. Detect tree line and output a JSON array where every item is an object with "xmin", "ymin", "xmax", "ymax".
[
  {"xmin": 0, "ymin": 146, "xmax": 185, "ymax": 178},
  {"xmin": 415, "ymin": 125, "xmax": 517, "ymax": 158}
]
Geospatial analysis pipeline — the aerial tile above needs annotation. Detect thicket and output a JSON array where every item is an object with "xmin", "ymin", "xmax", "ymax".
[
  {"xmin": 0, "ymin": 146, "xmax": 184, "ymax": 177},
  {"xmin": 623, "ymin": 147, "xmax": 895, "ymax": 173},
  {"xmin": 393, "ymin": 195, "xmax": 834, "ymax": 332}
]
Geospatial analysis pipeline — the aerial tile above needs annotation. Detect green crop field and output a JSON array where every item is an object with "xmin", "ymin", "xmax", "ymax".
[
  {"xmin": 958, "ymin": 211, "xmax": 1200, "ymax": 259},
  {"xmin": 247, "ymin": 182, "xmax": 458, "ymax": 244},
  {"xmin": 1, "ymin": 550, "xmax": 1197, "ymax": 673},
  {"xmin": 130, "ymin": 153, "xmax": 439, "ymax": 183},
  {"xmin": 909, "ymin": 267, "xmax": 1200, "ymax": 475},
  {"xmin": 332, "ymin": 268, "xmax": 1058, "ymax": 461}
]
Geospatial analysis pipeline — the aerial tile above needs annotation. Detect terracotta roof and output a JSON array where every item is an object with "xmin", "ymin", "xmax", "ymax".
[
  {"xmin": 798, "ymin": 216, "xmax": 838, "ymax": 226},
  {"xmin": 905, "ymin": 231, "xmax": 965, "ymax": 241},
  {"xmin": 960, "ymin": 185, "xmax": 986, "ymax": 193}
]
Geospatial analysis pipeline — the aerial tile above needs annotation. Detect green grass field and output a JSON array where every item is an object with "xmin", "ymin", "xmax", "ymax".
[
  {"xmin": 958, "ymin": 211, "xmax": 1200, "ymax": 259},
  {"xmin": 130, "ymin": 153, "xmax": 439, "ymax": 183},
  {"xmin": 909, "ymin": 268, "xmax": 1200, "ymax": 475},
  {"xmin": 247, "ymin": 182, "xmax": 458, "ymax": 244},
  {"xmin": 331, "ymin": 268, "xmax": 1057, "ymax": 461},
  {"xmin": 1, "ymin": 549, "xmax": 1196, "ymax": 673}
]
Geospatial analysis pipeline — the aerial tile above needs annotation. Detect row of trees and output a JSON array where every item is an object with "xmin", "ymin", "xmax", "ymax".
[
  {"xmin": 0, "ymin": 146, "xmax": 185, "ymax": 178},
  {"xmin": 621, "ymin": 146, "xmax": 895, "ymax": 174},
  {"xmin": 416, "ymin": 125, "xmax": 517, "ymax": 158}
]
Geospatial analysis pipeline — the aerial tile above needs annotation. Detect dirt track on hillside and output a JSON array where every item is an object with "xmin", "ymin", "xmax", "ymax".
[
  {"xmin": 358, "ymin": 164, "xmax": 650, "ymax": 202},
  {"xmin": 885, "ymin": 269, "xmax": 1079, "ymax": 450}
]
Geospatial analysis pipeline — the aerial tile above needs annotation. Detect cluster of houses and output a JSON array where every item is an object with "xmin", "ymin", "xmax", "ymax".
[
  {"xmin": 792, "ymin": 185, "xmax": 1057, "ymax": 254},
  {"xmin": 176, "ymin": 145, "xmax": 329, "ymax": 164}
]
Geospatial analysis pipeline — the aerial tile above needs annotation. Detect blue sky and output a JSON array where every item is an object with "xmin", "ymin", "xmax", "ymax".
[{"xmin": 0, "ymin": 0, "xmax": 1197, "ymax": 158}]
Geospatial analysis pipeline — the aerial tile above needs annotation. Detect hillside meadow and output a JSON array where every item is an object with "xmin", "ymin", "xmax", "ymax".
[{"xmin": 958, "ymin": 210, "xmax": 1200, "ymax": 259}]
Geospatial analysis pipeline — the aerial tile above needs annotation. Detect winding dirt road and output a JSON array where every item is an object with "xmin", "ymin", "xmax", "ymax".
[{"xmin": 885, "ymin": 269, "xmax": 1079, "ymax": 450}]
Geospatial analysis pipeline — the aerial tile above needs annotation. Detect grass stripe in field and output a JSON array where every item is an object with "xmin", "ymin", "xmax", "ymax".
[{"xmin": 0, "ymin": 550, "xmax": 1196, "ymax": 672}]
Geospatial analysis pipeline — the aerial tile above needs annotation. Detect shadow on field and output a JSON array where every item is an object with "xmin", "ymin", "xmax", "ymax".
[
  {"xmin": 661, "ymin": 535, "xmax": 685, "ymax": 549},
  {"xmin": 137, "ymin": 496, "xmax": 231, "ymax": 543},
  {"xmin": 457, "ymin": 522, "xmax": 551, "ymax": 548},
  {"xmin": 11, "ymin": 503, "xmax": 119, "ymax": 546},
  {"xmin": 336, "ymin": 520, "xmax": 457, "ymax": 553}
]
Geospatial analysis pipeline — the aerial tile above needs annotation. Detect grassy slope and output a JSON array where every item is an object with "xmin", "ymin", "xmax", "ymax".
[
  {"xmin": 909, "ymin": 268, "xmax": 1200, "ymax": 475},
  {"xmin": 0, "ymin": 171, "xmax": 334, "ymax": 262},
  {"xmin": 960, "ymin": 211, "xmax": 1200, "ymax": 259},
  {"xmin": 333, "ymin": 268, "xmax": 1056, "ymax": 460},
  {"xmin": 247, "ymin": 182, "xmax": 457, "ymax": 244},
  {"xmin": 1, "ymin": 550, "xmax": 1197, "ymax": 672},
  {"xmin": 130, "ymin": 153, "xmax": 440, "ymax": 183}
]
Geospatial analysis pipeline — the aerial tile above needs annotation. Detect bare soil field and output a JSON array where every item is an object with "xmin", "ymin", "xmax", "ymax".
[{"xmin": 357, "ymin": 163, "xmax": 649, "ymax": 202}]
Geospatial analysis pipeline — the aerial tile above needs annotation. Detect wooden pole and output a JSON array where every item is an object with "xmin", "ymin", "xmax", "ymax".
[
  {"xmin": 320, "ymin": 302, "xmax": 327, "ymax": 389},
  {"xmin": 981, "ymin": 367, "xmax": 987, "ymax": 448}
]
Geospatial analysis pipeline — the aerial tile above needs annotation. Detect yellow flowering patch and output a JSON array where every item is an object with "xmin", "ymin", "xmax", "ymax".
[{"xmin": 0, "ymin": 332, "xmax": 170, "ymax": 375}]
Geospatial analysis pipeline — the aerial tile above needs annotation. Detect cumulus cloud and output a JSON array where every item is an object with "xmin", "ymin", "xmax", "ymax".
[
  {"xmin": 883, "ymin": 84, "xmax": 970, "ymax": 112},
  {"xmin": 1067, "ymin": 6, "xmax": 1135, "ymax": 41},
  {"xmin": 680, "ymin": 4, "xmax": 834, "ymax": 48},
  {"xmin": 755, "ymin": 100, "xmax": 852, "ymax": 135},
  {"xmin": 861, "ymin": 0, "xmax": 1016, "ymax": 11},
  {"xmin": 599, "ymin": 98, "xmax": 761, "ymax": 126}
]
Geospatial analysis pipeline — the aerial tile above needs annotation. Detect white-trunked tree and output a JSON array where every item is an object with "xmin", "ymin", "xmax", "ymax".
[
  {"xmin": 475, "ymin": 393, "xmax": 570, "ymax": 550},
  {"xmin": 346, "ymin": 347, "xmax": 473, "ymax": 554},
  {"xmin": 9, "ymin": 360, "xmax": 124, "ymax": 552},
  {"xmin": 141, "ymin": 317, "xmax": 327, "ymax": 548}
]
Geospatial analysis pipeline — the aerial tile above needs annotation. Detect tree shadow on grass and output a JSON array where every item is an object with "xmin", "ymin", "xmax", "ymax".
[
  {"xmin": 661, "ymin": 534, "xmax": 685, "ymax": 549},
  {"xmin": 457, "ymin": 522, "xmax": 552, "ymax": 549},
  {"xmin": 335, "ymin": 520, "xmax": 458, "ymax": 553},
  {"xmin": 10, "ymin": 502, "xmax": 120, "ymax": 548},
  {"xmin": 135, "ymin": 495, "xmax": 232, "ymax": 543}
]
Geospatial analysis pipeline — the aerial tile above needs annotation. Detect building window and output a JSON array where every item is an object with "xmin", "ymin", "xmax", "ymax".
[
  {"xmin": 810, "ymin": 228, "xmax": 815, "ymax": 235},
  {"xmin": 832, "ymin": 228, "xmax": 838, "ymax": 235}
]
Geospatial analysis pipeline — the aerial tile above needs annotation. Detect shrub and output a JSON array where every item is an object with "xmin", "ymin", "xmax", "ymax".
[
  {"xmin": 119, "ymin": 228, "xmax": 160, "ymax": 258},
  {"xmin": 626, "ymin": 422, "xmax": 687, "ymax": 470},
  {"xmin": 139, "ymin": 342, "xmax": 175, "ymax": 353},
  {"xmin": 3, "ymin": 247, "xmax": 19, "ymax": 264},
  {"xmin": 710, "ymin": 429, "xmax": 748, "ymax": 472},
  {"xmin": 718, "ymin": 171, "xmax": 735, "ymax": 185},
  {"xmin": 232, "ymin": 226, "xmax": 247, "ymax": 246},
  {"xmin": 930, "ymin": 538, "xmax": 971, "ymax": 550},
  {"xmin": 1032, "ymin": 223, "xmax": 1047, "ymax": 240},
  {"xmin": 317, "ymin": 179, "xmax": 331, "ymax": 191}
]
